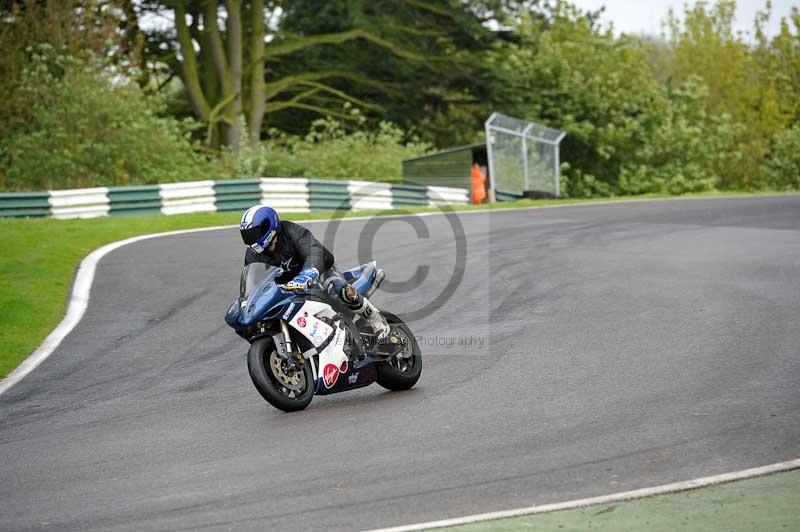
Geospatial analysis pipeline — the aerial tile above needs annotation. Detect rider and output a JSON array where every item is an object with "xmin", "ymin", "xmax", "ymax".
[{"xmin": 239, "ymin": 204, "xmax": 390, "ymax": 339}]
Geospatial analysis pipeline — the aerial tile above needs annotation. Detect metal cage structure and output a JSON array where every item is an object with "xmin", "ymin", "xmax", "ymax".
[{"xmin": 485, "ymin": 113, "xmax": 566, "ymax": 199}]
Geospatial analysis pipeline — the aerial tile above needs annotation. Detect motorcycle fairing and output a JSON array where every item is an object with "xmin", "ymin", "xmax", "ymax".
[
  {"xmin": 288, "ymin": 301, "xmax": 335, "ymax": 345},
  {"xmin": 315, "ymin": 362, "xmax": 377, "ymax": 395},
  {"xmin": 287, "ymin": 300, "xmax": 354, "ymax": 392}
]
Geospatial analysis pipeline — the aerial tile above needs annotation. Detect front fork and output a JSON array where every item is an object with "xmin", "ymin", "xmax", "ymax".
[
  {"xmin": 276, "ymin": 319, "xmax": 317, "ymax": 381},
  {"xmin": 279, "ymin": 319, "xmax": 294, "ymax": 356}
]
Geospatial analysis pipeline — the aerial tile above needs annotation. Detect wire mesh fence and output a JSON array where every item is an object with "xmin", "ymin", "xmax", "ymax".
[{"xmin": 485, "ymin": 113, "xmax": 566, "ymax": 198}]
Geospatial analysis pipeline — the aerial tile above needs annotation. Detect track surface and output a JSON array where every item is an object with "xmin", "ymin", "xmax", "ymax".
[{"xmin": 1, "ymin": 197, "xmax": 799, "ymax": 532}]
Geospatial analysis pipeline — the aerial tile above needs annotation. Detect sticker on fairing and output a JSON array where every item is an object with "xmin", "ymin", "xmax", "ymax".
[
  {"xmin": 290, "ymin": 306, "xmax": 333, "ymax": 344},
  {"xmin": 282, "ymin": 302, "xmax": 296, "ymax": 320},
  {"xmin": 322, "ymin": 360, "xmax": 350, "ymax": 389}
]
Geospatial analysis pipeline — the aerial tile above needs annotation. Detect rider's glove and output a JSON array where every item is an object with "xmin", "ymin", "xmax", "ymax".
[{"xmin": 283, "ymin": 267, "xmax": 319, "ymax": 291}]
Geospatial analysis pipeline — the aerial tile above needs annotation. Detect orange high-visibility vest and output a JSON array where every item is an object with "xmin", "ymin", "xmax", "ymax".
[{"xmin": 471, "ymin": 164, "xmax": 487, "ymax": 204}]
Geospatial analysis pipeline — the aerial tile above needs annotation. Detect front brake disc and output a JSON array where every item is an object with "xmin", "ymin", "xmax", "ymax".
[{"xmin": 270, "ymin": 351, "xmax": 304, "ymax": 391}]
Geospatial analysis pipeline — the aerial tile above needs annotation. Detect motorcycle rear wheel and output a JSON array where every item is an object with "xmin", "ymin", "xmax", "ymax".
[
  {"xmin": 247, "ymin": 337, "xmax": 314, "ymax": 412},
  {"xmin": 375, "ymin": 312, "xmax": 422, "ymax": 391}
]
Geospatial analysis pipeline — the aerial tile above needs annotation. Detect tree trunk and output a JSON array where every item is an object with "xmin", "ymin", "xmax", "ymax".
[
  {"xmin": 173, "ymin": 2, "xmax": 210, "ymax": 120},
  {"xmin": 203, "ymin": 0, "xmax": 232, "ymax": 95},
  {"xmin": 224, "ymin": 0, "xmax": 243, "ymax": 152},
  {"xmin": 249, "ymin": 0, "xmax": 266, "ymax": 147}
]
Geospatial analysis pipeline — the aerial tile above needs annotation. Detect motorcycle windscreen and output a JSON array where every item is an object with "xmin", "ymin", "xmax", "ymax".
[{"xmin": 239, "ymin": 263, "xmax": 282, "ymax": 299}]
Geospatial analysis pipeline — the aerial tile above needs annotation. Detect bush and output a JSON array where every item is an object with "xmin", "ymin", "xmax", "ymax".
[
  {"xmin": 487, "ymin": 0, "xmax": 800, "ymax": 197},
  {"xmin": 0, "ymin": 46, "xmax": 216, "ymax": 191},
  {"xmin": 618, "ymin": 79, "xmax": 743, "ymax": 195},
  {"xmin": 235, "ymin": 114, "xmax": 430, "ymax": 181},
  {"xmin": 761, "ymin": 125, "xmax": 800, "ymax": 190},
  {"xmin": 487, "ymin": 7, "xmax": 673, "ymax": 197}
]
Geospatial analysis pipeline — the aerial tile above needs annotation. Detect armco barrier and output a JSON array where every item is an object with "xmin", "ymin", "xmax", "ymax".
[
  {"xmin": 307, "ymin": 179, "xmax": 350, "ymax": 211},
  {"xmin": 427, "ymin": 185, "xmax": 470, "ymax": 207},
  {"xmin": 160, "ymin": 181, "xmax": 216, "ymax": 216},
  {"xmin": 49, "ymin": 188, "xmax": 109, "ymax": 219},
  {"xmin": 348, "ymin": 181, "xmax": 393, "ymax": 211},
  {"xmin": 213, "ymin": 179, "xmax": 262, "ymax": 212},
  {"xmin": 0, "ymin": 178, "xmax": 470, "ymax": 219},
  {"xmin": 390, "ymin": 183, "xmax": 429, "ymax": 208},
  {"xmin": 0, "ymin": 192, "xmax": 50, "ymax": 217},
  {"xmin": 108, "ymin": 185, "xmax": 162, "ymax": 216},
  {"xmin": 261, "ymin": 178, "xmax": 310, "ymax": 213}
]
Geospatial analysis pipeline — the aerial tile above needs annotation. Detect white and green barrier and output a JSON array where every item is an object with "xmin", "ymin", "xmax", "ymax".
[{"xmin": 0, "ymin": 178, "xmax": 470, "ymax": 219}]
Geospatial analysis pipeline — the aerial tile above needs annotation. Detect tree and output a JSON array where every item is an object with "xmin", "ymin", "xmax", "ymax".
[
  {"xmin": 661, "ymin": 0, "xmax": 798, "ymax": 188},
  {"xmin": 0, "ymin": 0, "xmax": 143, "ymax": 141},
  {"xmin": 1, "ymin": 47, "xmax": 214, "ymax": 191},
  {"xmin": 138, "ymin": 0, "xmax": 437, "ymax": 151},
  {"xmin": 486, "ymin": 1, "xmax": 747, "ymax": 196},
  {"xmin": 488, "ymin": 3, "xmax": 668, "ymax": 195},
  {"xmin": 274, "ymin": 0, "xmax": 517, "ymax": 147}
]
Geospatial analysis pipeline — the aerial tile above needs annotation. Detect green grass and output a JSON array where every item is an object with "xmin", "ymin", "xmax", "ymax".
[
  {"xmin": 1, "ymin": 191, "xmax": 797, "ymax": 378},
  {"xmin": 444, "ymin": 469, "xmax": 800, "ymax": 532}
]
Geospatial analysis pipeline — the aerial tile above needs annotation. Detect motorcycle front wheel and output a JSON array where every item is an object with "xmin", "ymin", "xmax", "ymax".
[{"xmin": 247, "ymin": 337, "xmax": 315, "ymax": 412}]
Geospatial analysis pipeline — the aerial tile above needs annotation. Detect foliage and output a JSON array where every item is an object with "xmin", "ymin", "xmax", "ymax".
[
  {"xmin": 137, "ymin": 0, "xmax": 451, "ymax": 151},
  {"xmin": 488, "ymin": 1, "xmax": 800, "ymax": 197},
  {"xmin": 0, "ymin": 47, "xmax": 216, "ymax": 191},
  {"xmin": 761, "ymin": 124, "xmax": 800, "ymax": 190},
  {"xmin": 1, "ymin": 0, "xmax": 798, "ymax": 195},
  {"xmin": 618, "ymin": 79, "xmax": 743, "ymax": 195},
  {"xmin": 273, "ymin": 0, "xmax": 513, "ymax": 147},
  {"xmin": 228, "ymin": 110, "xmax": 430, "ymax": 180},
  {"xmin": 660, "ymin": 1, "xmax": 799, "ymax": 188},
  {"xmin": 0, "ymin": 0, "xmax": 143, "ymax": 143},
  {"xmin": 487, "ymin": 4, "xmax": 667, "ymax": 196}
]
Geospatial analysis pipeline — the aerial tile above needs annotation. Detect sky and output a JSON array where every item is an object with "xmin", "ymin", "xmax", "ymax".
[{"xmin": 568, "ymin": 0, "xmax": 797, "ymax": 39}]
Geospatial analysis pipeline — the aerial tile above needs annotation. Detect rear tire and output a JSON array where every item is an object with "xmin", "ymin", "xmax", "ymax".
[
  {"xmin": 376, "ymin": 312, "xmax": 422, "ymax": 391},
  {"xmin": 247, "ymin": 337, "xmax": 314, "ymax": 412}
]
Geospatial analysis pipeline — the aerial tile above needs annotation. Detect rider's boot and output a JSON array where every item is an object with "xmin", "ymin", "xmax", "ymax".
[
  {"xmin": 341, "ymin": 285, "xmax": 390, "ymax": 340},
  {"xmin": 355, "ymin": 297, "xmax": 391, "ymax": 341}
]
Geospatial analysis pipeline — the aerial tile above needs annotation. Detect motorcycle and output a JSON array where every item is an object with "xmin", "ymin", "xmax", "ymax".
[{"xmin": 224, "ymin": 261, "xmax": 422, "ymax": 412}]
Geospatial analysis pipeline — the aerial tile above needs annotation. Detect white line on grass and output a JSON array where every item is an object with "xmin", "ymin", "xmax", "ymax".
[
  {"xmin": 0, "ymin": 225, "xmax": 234, "ymax": 397},
  {"xmin": 362, "ymin": 458, "xmax": 800, "ymax": 532}
]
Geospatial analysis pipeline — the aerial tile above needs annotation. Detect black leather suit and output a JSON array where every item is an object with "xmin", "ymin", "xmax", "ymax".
[{"xmin": 243, "ymin": 220, "xmax": 362, "ymax": 309}]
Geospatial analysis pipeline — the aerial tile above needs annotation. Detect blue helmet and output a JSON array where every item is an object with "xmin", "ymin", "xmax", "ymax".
[{"xmin": 240, "ymin": 205, "xmax": 280, "ymax": 253}]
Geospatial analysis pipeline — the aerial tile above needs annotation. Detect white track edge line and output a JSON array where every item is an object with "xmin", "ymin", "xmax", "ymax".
[
  {"xmin": 362, "ymin": 459, "xmax": 800, "ymax": 532},
  {"xmin": 1, "ymin": 193, "xmax": 795, "ymax": 396},
  {"xmin": 0, "ymin": 225, "xmax": 232, "ymax": 397}
]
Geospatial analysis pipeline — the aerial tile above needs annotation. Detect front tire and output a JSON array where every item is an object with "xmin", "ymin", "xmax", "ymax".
[
  {"xmin": 247, "ymin": 337, "xmax": 314, "ymax": 412},
  {"xmin": 376, "ymin": 312, "xmax": 422, "ymax": 391}
]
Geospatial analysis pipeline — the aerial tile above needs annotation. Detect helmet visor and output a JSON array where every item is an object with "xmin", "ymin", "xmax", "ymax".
[
  {"xmin": 240, "ymin": 226, "xmax": 262, "ymax": 246},
  {"xmin": 245, "ymin": 228, "xmax": 276, "ymax": 254}
]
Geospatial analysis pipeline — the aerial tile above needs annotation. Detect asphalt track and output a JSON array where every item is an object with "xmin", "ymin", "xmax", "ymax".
[{"xmin": 1, "ymin": 197, "xmax": 799, "ymax": 532}]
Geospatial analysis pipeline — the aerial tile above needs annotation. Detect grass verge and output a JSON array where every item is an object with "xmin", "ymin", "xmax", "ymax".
[
  {"xmin": 443, "ymin": 469, "xmax": 800, "ymax": 532},
  {"xmin": 1, "ymin": 191, "xmax": 797, "ymax": 378}
]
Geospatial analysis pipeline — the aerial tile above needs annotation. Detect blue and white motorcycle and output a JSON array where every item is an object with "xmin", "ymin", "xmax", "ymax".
[{"xmin": 225, "ymin": 262, "xmax": 421, "ymax": 412}]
